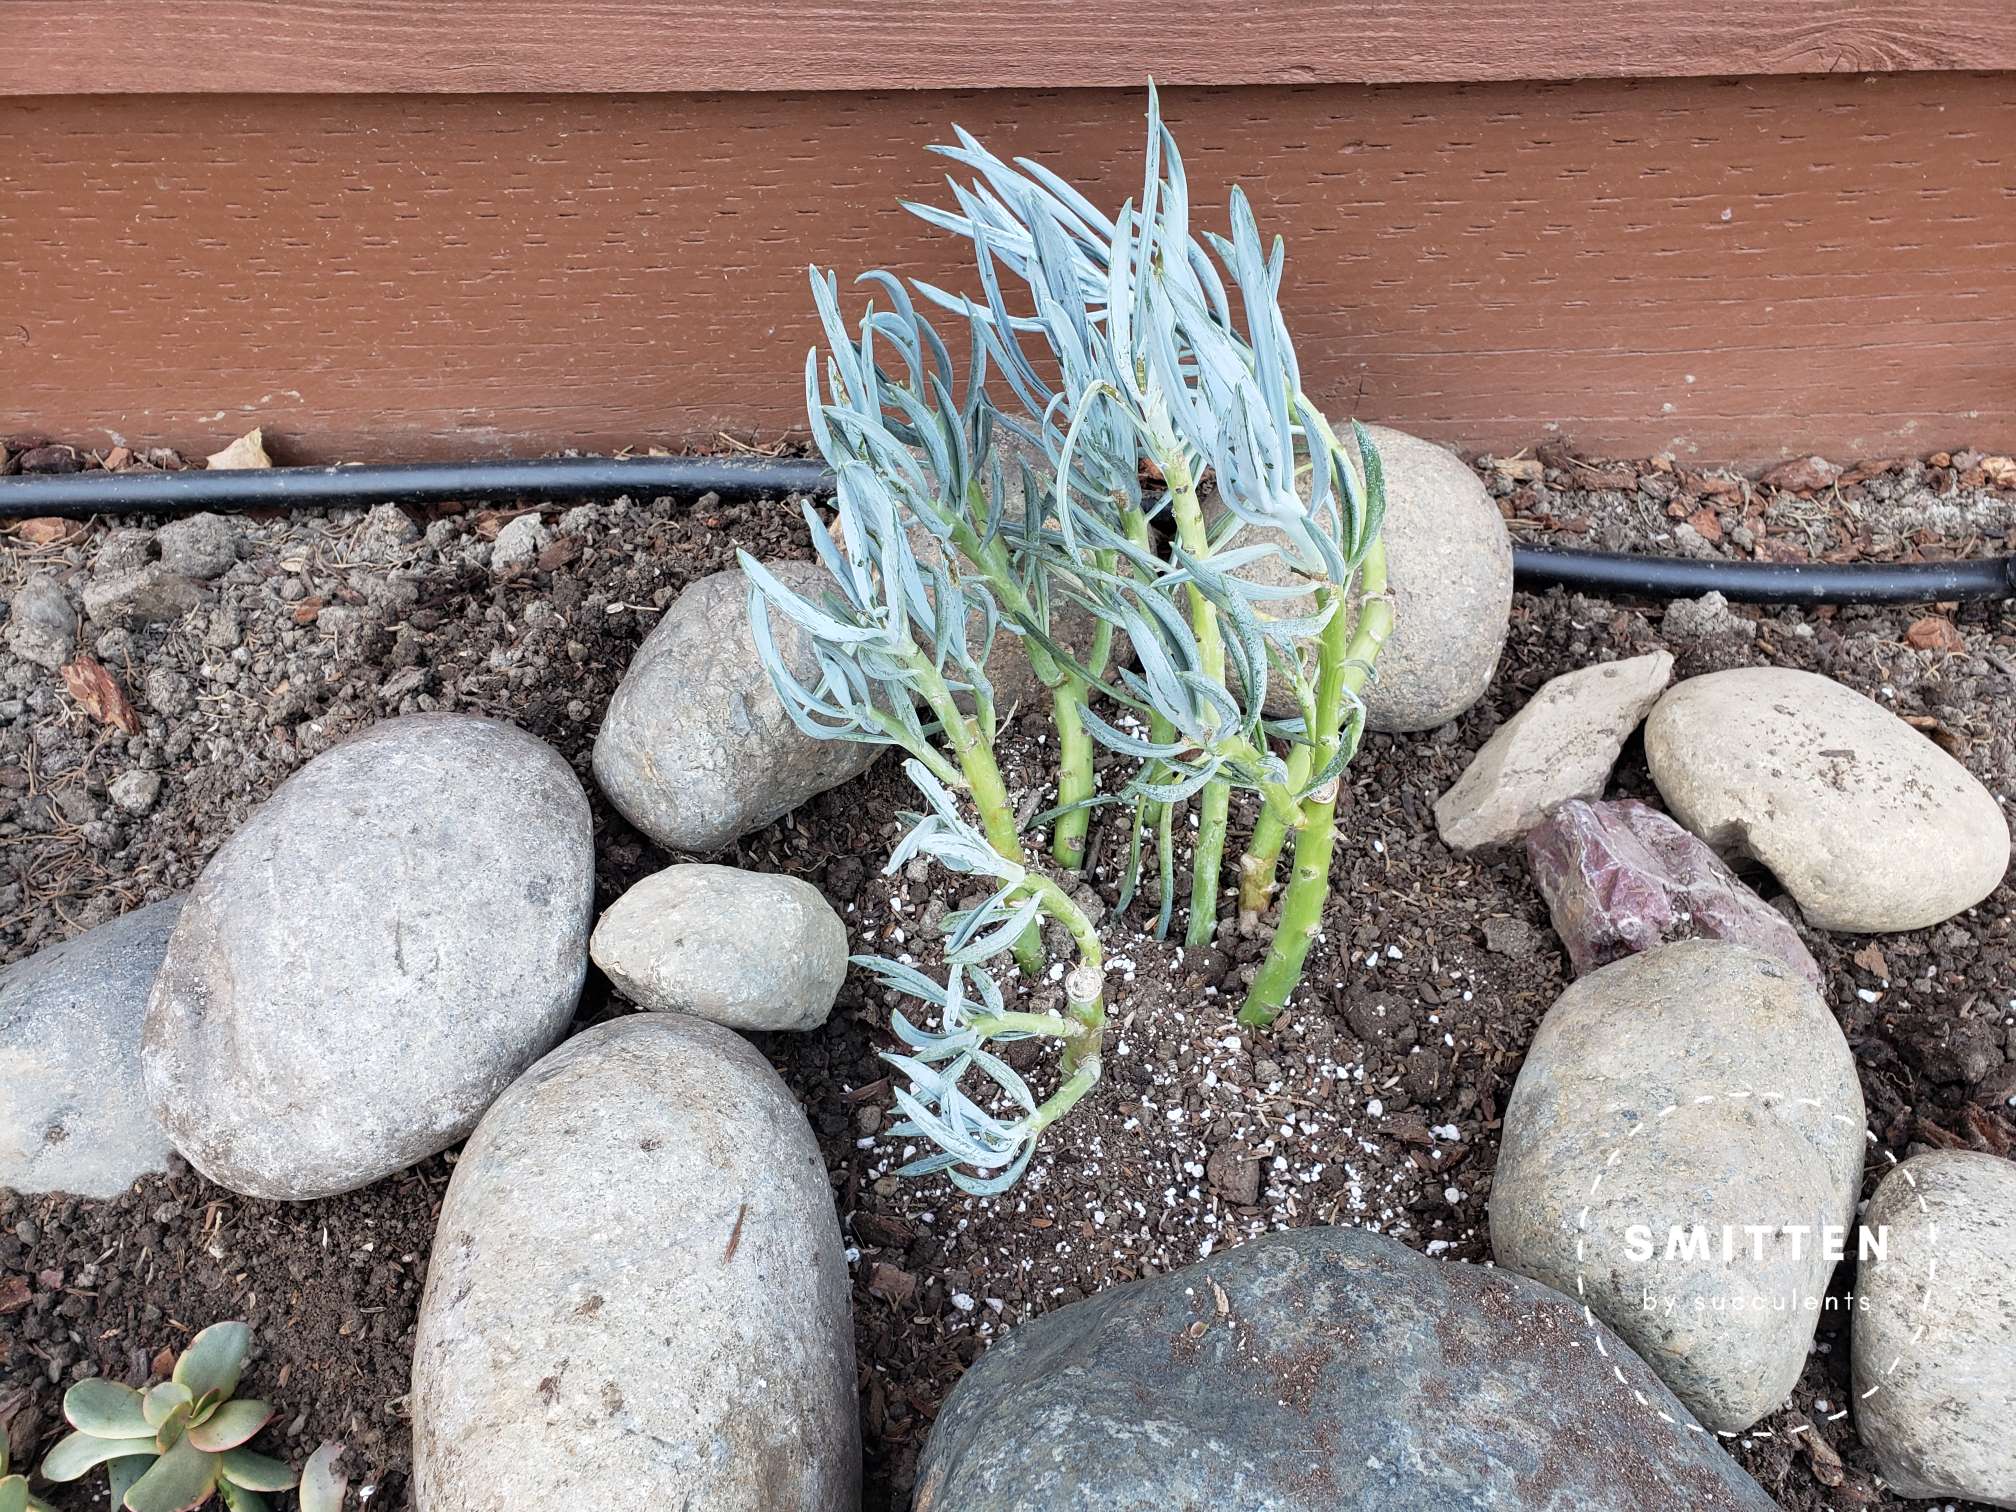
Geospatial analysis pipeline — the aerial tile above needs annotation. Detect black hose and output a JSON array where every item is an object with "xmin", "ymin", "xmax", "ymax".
[
  {"xmin": 3, "ymin": 453, "xmax": 2010, "ymax": 606},
  {"xmin": 0, "ymin": 455, "xmax": 834, "ymax": 517},
  {"xmin": 1515, "ymin": 545, "xmax": 2016, "ymax": 605}
]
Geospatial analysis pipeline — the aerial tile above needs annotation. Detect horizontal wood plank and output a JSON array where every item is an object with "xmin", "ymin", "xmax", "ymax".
[
  {"xmin": 3, "ymin": 75, "xmax": 2013, "ymax": 464},
  {"xmin": 5, "ymin": 1, "xmax": 2016, "ymax": 95}
]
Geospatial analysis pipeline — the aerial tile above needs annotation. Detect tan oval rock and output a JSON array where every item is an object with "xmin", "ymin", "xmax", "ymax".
[
  {"xmin": 143, "ymin": 715, "xmax": 594, "ymax": 1200},
  {"xmin": 907, "ymin": 520, "xmax": 1119, "ymax": 715},
  {"xmin": 1852, "ymin": 1150, "xmax": 2016, "ymax": 1506},
  {"xmin": 594, "ymin": 562, "xmax": 881, "ymax": 853},
  {"xmin": 1644, "ymin": 667, "xmax": 2009, "ymax": 932},
  {"xmin": 1434, "ymin": 651, "xmax": 1672, "ymax": 851},
  {"xmin": 1489, "ymin": 939, "xmax": 1865, "ymax": 1434},
  {"xmin": 413, "ymin": 1014, "xmax": 859, "ymax": 1510},
  {"xmin": 1208, "ymin": 423, "xmax": 1513, "ymax": 731},
  {"xmin": 590, "ymin": 863, "xmax": 847, "ymax": 1031}
]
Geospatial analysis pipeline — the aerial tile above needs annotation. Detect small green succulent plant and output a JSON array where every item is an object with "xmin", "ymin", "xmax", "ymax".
[
  {"xmin": 38, "ymin": 1322, "xmax": 347, "ymax": 1512},
  {"xmin": 1, "ymin": 1439, "xmax": 57, "ymax": 1512}
]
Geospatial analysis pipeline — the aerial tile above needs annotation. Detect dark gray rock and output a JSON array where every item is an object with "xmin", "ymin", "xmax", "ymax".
[
  {"xmin": 2, "ymin": 898, "xmax": 182, "ymax": 1197},
  {"xmin": 914, "ymin": 1226, "xmax": 1776, "ymax": 1512},
  {"xmin": 142, "ymin": 714, "xmax": 595, "ymax": 1199},
  {"xmin": 593, "ymin": 562, "xmax": 879, "ymax": 853}
]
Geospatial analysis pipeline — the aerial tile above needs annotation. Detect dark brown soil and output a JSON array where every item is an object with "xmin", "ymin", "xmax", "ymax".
[{"xmin": 2, "ymin": 440, "xmax": 2011, "ymax": 1510}]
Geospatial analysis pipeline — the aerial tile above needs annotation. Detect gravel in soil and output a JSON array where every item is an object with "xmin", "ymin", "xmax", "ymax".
[{"xmin": 2, "ymin": 440, "xmax": 2012, "ymax": 1511}]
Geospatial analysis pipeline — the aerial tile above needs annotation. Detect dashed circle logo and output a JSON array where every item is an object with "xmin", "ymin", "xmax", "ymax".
[{"xmin": 1564, "ymin": 1086, "xmax": 1939, "ymax": 1441}]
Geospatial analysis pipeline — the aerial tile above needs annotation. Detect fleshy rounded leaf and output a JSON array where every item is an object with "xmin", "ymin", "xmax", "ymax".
[
  {"xmin": 217, "ymin": 1481, "xmax": 270, "ymax": 1512},
  {"xmin": 151, "ymin": 1399, "xmax": 192, "ymax": 1453},
  {"xmin": 299, "ymin": 1442, "xmax": 348, "ymax": 1512},
  {"xmin": 0, "ymin": 1473, "xmax": 28, "ymax": 1512},
  {"xmin": 121, "ymin": 1437, "xmax": 218, "ymax": 1512},
  {"xmin": 216, "ymin": 1448, "xmax": 297, "ymax": 1493},
  {"xmin": 40, "ymin": 1430, "xmax": 158, "ymax": 1482},
  {"xmin": 171, "ymin": 1323, "xmax": 250, "ymax": 1403},
  {"xmin": 62, "ymin": 1379, "xmax": 150, "ymax": 1439},
  {"xmin": 108, "ymin": 1456, "xmax": 154, "ymax": 1508},
  {"xmin": 142, "ymin": 1383, "xmax": 193, "ymax": 1430},
  {"xmin": 186, "ymin": 1400, "xmax": 271, "ymax": 1453}
]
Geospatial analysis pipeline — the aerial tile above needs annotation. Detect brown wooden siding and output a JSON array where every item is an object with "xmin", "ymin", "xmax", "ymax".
[
  {"xmin": 4, "ymin": 74, "xmax": 2014, "ymax": 466},
  {"xmin": 9, "ymin": 2, "xmax": 2016, "ymax": 94}
]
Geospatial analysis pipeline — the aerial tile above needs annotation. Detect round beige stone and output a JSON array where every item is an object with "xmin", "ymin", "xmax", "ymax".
[
  {"xmin": 1489, "ymin": 939, "xmax": 1865, "ymax": 1434},
  {"xmin": 1852, "ymin": 1151, "xmax": 2016, "ymax": 1507},
  {"xmin": 1854, "ymin": 1153, "xmax": 2016, "ymax": 1507},
  {"xmin": 412, "ymin": 1014, "xmax": 860, "ymax": 1509},
  {"xmin": 1207, "ymin": 423, "xmax": 1513, "ymax": 731},
  {"xmin": 1644, "ymin": 667, "xmax": 2009, "ymax": 932},
  {"xmin": 589, "ymin": 863, "xmax": 847, "ymax": 1031}
]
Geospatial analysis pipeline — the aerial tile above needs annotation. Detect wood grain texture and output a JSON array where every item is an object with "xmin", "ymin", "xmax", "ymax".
[
  {"xmin": 6, "ymin": 1, "xmax": 2016, "ymax": 95},
  {"xmin": 3, "ymin": 76, "xmax": 2012, "ymax": 465}
]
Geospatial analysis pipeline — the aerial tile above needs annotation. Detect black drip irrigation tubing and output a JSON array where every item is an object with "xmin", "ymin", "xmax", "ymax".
[{"xmin": 4, "ymin": 454, "xmax": 2012, "ymax": 606}]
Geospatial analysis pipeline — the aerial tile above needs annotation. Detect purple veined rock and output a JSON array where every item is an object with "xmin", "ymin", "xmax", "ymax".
[{"xmin": 1524, "ymin": 798, "xmax": 1822, "ymax": 987}]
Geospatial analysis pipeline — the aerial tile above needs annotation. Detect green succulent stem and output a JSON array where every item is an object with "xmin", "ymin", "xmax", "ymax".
[
  {"xmin": 967, "ymin": 870, "xmax": 1106, "ymax": 1153},
  {"xmin": 1048, "ymin": 674, "xmax": 1095, "ymax": 870},
  {"xmin": 1239, "ymin": 740, "xmax": 1314, "ymax": 926},
  {"xmin": 1024, "ymin": 1054, "xmax": 1102, "ymax": 1135},
  {"xmin": 1161, "ymin": 453, "xmax": 1233, "ymax": 947},
  {"xmin": 1049, "ymin": 542, "xmax": 1120, "ymax": 871},
  {"xmin": 1240, "ymin": 536, "xmax": 1393, "ymax": 1026},
  {"xmin": 1187, "ymin": 783, "xmax": 1231, "ymax": 948},
  {"xmin": 909, "ymin": 654, "xmax": 1047, "ymax": 976},
  {"xmin": 1021, "ymin": 875, "xmax": 1106, "ymax": 1113},
  {"xmin": 946, "ymin": 484, "xmax": 1107, "ymax": 874}
]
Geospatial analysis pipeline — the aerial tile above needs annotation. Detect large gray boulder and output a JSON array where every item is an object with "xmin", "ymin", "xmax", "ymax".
[
  {"xmin": 593, "ymin": 562, "xmax": 879, "ymax": 853},
  {"xmin": 413, "ymin": 1014, "xmax": 859, "ymax": 1511},
  {"xmin": 1489, "ymin": 940, "xmax": 1865, "ymax": 1433},
  {"xmin": 142, "ymin": 715, "xmax": 594, "ymax": 1199},
  {"xmin": 2, "ymin": 898, "xmax": 182, "ymax": 1197},
  {"xmin": 1210, "ymin": 424, "xmax": 1514, "ymax": 732},
  {"xmin": 1853, "ymin": 1151, "xmax": 2016, "ymax": 1507},
  {"xmin": 1645, "ymin": 667, "xmax": 2009, "ymax": 932},
  {"xmin": 915, "ymin": 1225, "xmax": 1774, "ymax": 1511},
  {"xmin": 590, "ymin": 863, "xmax": 848, "ymax": 1031},
  {"xmin": 1434, "ymin": 651, "xmax": 1672, "ymax": 851}
]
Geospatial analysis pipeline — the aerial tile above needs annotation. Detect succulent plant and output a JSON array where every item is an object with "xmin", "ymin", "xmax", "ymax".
[
  {"xmin": 749, "ymin": 86, "xmax": 1393, "ymax": 1188},
  {"xmin": 38, "ymin": 1322, "xmax": 344, "ymax": 1512},
  {"xmin": 1, "ymin": 1440, "xmax": 57, "ymax": 1512}
]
